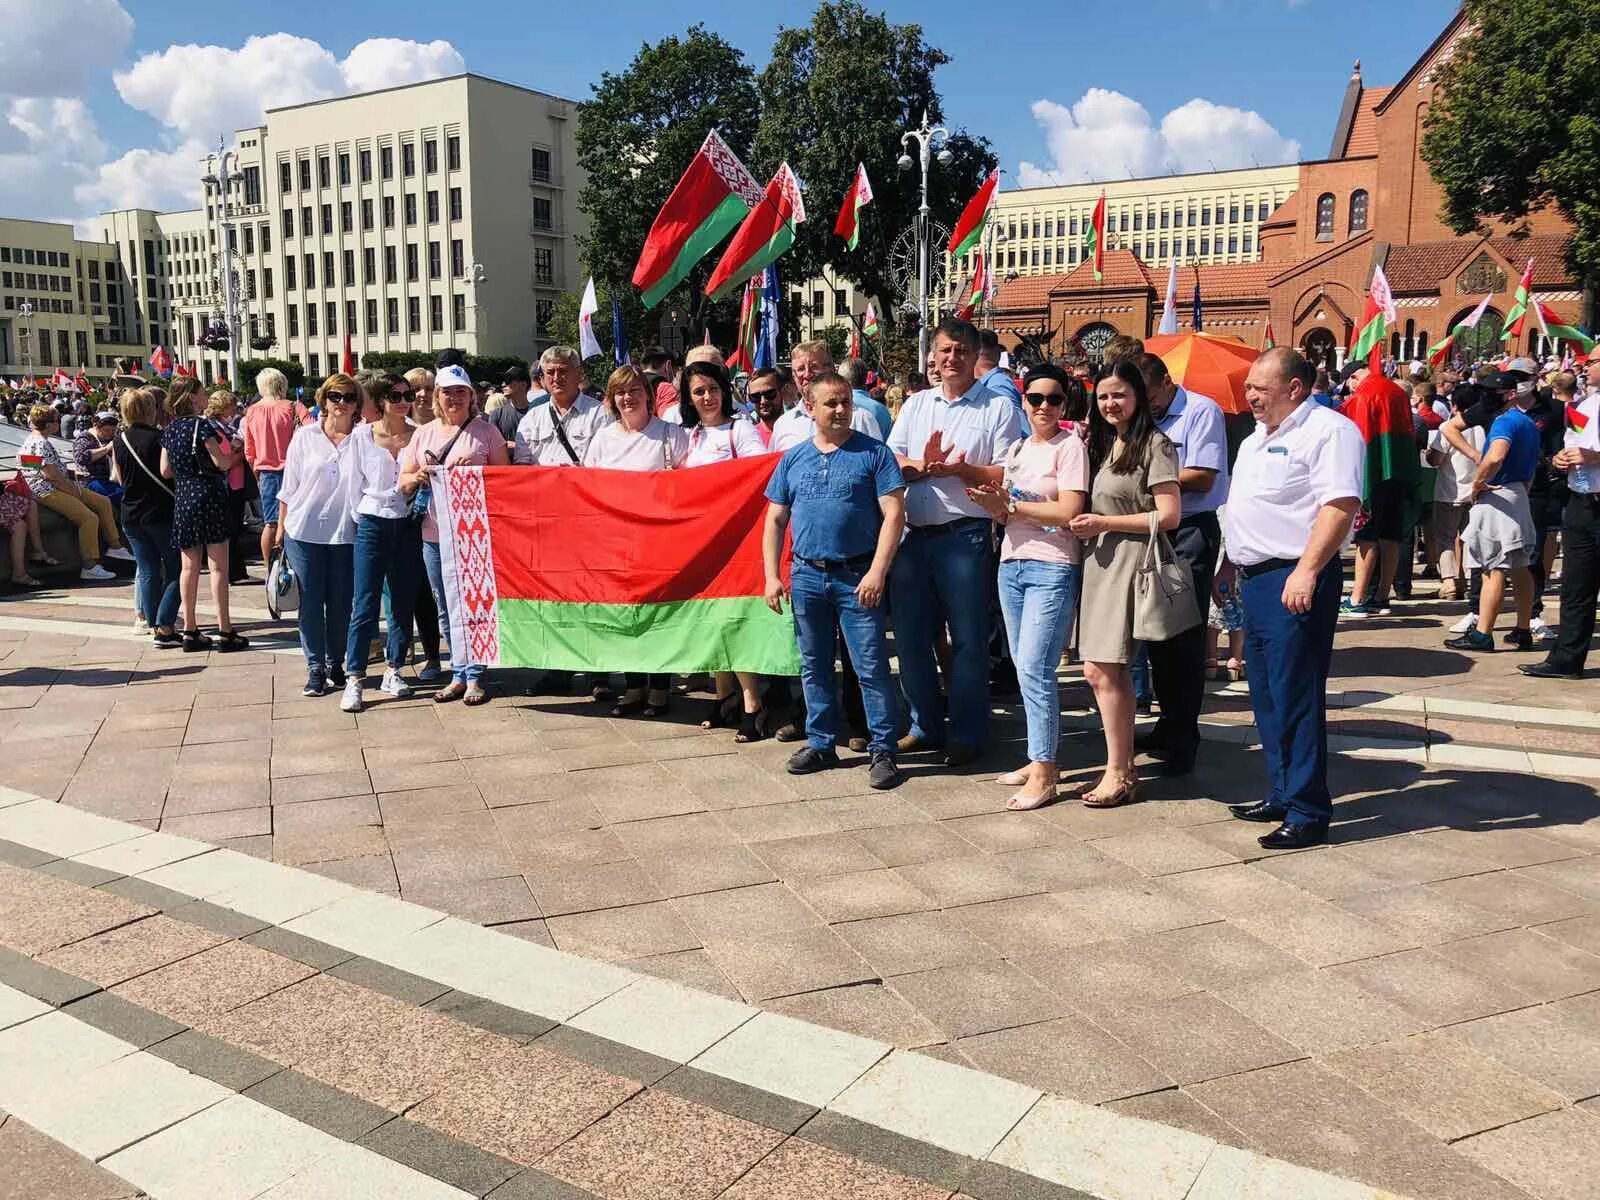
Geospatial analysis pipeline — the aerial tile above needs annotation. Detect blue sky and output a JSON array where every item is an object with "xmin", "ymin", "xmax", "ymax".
[{"xmin": 5, "ymin": 0, "xmax": 1461, "ymax": 222}]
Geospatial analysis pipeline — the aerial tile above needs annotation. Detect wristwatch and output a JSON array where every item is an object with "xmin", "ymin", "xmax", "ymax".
[{"xmin": 1005, "ymin": 497, "xmax": 1018, "ymax": 516}]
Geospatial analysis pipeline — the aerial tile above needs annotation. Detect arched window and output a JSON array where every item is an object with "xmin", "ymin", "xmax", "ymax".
[
  {"xmin": 1349, "ymin": 189, "xmax": 1369, "ymax": 234},
  {"xmin": 1316, "ymin": 193, "xmax": 1335, "ymax": 241}
]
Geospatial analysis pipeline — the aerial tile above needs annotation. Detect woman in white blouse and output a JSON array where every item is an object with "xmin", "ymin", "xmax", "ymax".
[
  {"xmin": 276, "ymin": 374, "xmax": 359, "ymax": 698},
  {"xmin": 680, "ymin": 360, "xmax": 771, "ymax": 741},
  {"xmin": 340, "ymin": 374, "xmax": 422, "ymax": 712},
  {"xmin": 585, "ymin": 365, "xmax": 690, "ymax": 717}
]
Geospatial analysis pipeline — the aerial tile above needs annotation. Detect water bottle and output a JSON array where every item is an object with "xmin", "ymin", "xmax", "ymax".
[{"xmin": 1009, "ymin": 484, "xmax": 1058, "ymax": 534}]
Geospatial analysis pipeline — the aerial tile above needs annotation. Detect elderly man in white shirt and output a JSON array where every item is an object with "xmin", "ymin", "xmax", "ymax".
[
  {"xmin": 1222, "ymin": 348, "xmax": 1364, "ymax": 849},
  {"xmin": 886, "ymin": 317, "xmax": 1021, "ymax": 765},
  {"xmin": 512, "ymin": 347, "xmax": 608, "ymax": 467}
]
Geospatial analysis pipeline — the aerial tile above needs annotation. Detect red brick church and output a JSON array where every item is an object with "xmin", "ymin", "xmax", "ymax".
[{"xmin": 992, "ymin": 11, "xmax": 1583, "ymax": 369}]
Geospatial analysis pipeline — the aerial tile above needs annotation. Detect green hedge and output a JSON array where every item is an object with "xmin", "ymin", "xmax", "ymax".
[
  {"xmin": 236, "ymin": 358, "xmax": 305, "ymax": 395},
  {"xmin": 359, "ymin": 350, "xmax": 530, "ymax": 381}
]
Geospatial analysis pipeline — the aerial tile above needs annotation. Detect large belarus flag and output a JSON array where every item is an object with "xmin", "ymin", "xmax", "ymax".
[
  {"xmin": 1534, "ymin": 300, "xmax": 1595, "ymax": 353},
  {"xmin": 705, "ymin": 163, "xmax": 807, "ymax": 301},
  {"xmin": 435, "ymin": 458, "xmax": 799, "ymax": 675},
  {"xmin": 948, "ymin": 172, "xmax": 999, "ymax": 258},
  {"xmin": 1350, "ymin": 263, "xmax": 1395, "ymax": 372},
  {"xmin": 1501, "ymin": 259, "xmax": 1535, "ymax": 342},
  {"xmin": 631, "ymin": 131, "xmax": 764, "ymax": 309},
  {"xmin": 1341, "ymin": 371, "xmax": 1417, "ymax": 501}
]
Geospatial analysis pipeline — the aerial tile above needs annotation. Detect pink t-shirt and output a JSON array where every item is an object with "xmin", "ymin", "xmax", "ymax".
[
  {"xmin": 400, "ymin": 415, "xmax": 509, "ymax": 542},
  {"xmin": 242, "ymin": 400, "xmax": 309, "ymax": 471},
  {"xmin": 1001, "ymin": 432, "xmax": 1090, "ymax": 565}
]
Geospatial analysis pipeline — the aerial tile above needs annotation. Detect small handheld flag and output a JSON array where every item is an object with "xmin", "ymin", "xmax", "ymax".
[
  {"xmin": 1087, "ymin": 192, "xmax": 1106, "ymax": 283},
  {"xmin": 1158, "ymin": 261, "xmax": 1178, "ymax": 335},
  {"xmin": 833, "ymin": 163, "xmax": 873, "ymax": 252},
  {"xmin": 578, "ymin": 277, "xmax": 604, "ymax": 360}
]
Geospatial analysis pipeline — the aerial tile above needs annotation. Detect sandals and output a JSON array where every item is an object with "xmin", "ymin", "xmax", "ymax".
[
  {"xmin": 733, "ymin": 709, "xmax": 768, "ymax": 744},
  {"xmin": 213, "ymin": 630, "xmax": 249, "ymax": 653},
  {"xmin": 10, "ymin": 573, "xmax": 42, "ymax": 589},
  {"xmin": 1082, "ymin": 772, "xmax": 1140, "ymax": 809},
  {"xmin": 996, "ymin": 768, "xmax": 1030, "ymax": 787},
  {"xmin": 463, "ymin": 682, "xmax": 489, "ymax": 706},
  {"xmin": 1226, "ymin": 658, "xmax": 1246, "ymax": 682},
  {"xmin": 27, "ymin": 552, "xmax": 60, "ymax": 567},
  {"xmin": 181, "ymin": 630, "xmax": 212, "ymax": 653},
  {"xmin": 1007, "ymin": 788, "xmax": 1058, "ymax": 812},
  {"xmin": 701, "ymin": 693, "xmax": 739, "ymax": 730},
  {"xmin": 434, "ymin": 681, "xmax": 467, "ymax": 704}
]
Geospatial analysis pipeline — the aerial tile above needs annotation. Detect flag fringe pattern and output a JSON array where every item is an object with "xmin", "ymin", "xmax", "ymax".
[{"xmin": 436, "ymin": 459, "xmax": 800, "ymax": 675}]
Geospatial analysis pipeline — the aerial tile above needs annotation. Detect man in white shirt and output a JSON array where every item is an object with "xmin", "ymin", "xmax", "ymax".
[
  {"xmin": 1222, "ymin": 348, "xmax": 1364, "ymax": 848},
  {"xmin": 1522, "ymin": 365, "xmax": 1600, "ymax": 679},
  {"xmin": 512, "ymin": 346, "xmax": 607, "ymax": 467},
  {"xmin": 770, "ymin": 341, "xmax": 876, "ymax": 451},
  {"xmin": 886, "ymin": 317, "xmax": 1021, "ymax": 765},
  {"xmin": 1135, "ymin": 352, "xmax": 1230, "ymax": 774}
]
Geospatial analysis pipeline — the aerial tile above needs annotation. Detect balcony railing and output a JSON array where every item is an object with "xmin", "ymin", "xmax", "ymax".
[
  {"xmin": 529, "ymin": 168, "xmax": 562, "ymax": 188},
  {"xmin": 529, "ymin": 219, "xmax": 562, "ymax": 238}
]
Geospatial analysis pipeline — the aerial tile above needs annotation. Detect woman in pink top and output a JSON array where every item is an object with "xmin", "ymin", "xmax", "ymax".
[
  {"xmin": 397, "ymin": 364, "xmax": 510, "ymax": 705},
  {"xmin": 242, "ymin": 366, "xmax": 309, "ymax": 578},
  {"xmin": 966, "ymin": 364, "xmax": 1090, "ymax": 810}
]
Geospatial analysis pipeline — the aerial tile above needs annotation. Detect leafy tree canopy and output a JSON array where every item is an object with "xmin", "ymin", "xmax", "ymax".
[{"xmin": 1421, "ymin": 0, "xmax": 1600, "ymax": 303}]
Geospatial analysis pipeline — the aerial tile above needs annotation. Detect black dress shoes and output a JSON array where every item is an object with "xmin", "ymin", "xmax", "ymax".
[
  {"xmin": 1519, "ymin": 661, "xmax": 1582, "ymax": 680},
  {"xmin": 1258, "ymin": 819, "xmax": 1330, "ymax": 849},
  {"xmin": 1229, "ymin": 800, "xmax": 1286, "ymax": 823}
]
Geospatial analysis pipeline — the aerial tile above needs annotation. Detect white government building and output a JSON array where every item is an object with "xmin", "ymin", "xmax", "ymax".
[{"xmin": 0, "ymin": 73, "xmax": 586, "ymax": 385}]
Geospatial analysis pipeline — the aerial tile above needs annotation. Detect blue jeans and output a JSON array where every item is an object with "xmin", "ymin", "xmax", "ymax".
[
  {"xmin": 346, "ymin": 515, "xmax": 421, "ymax": 674},
  {"xmin": 890, "ymin": 518, "xmax": 994, "ymax": 748},
  {"xmin": 791, "ymin": 561, "xmax": 898, "ymax": 753},
  {"xmin": 998, "ymin": 558, "xmax": 1081, "ymax": 764},
  {"xmin": 284, "ymin": 538, "xmax": 354, "ymax": 671},
  {"xmin": 422, "ymin": 539, "xmax": 484, "ymax": 684},
  {"xmin": 1240, "ymin": 559, "xmax": 1342, "ymax": 823},
  {"xmin": 122, "ymin": 518, "xmax": 180, "ymax": 630},
  {"xmin": 1130, "ymin": 644, "xmax": 1152, "ymax": 705}
]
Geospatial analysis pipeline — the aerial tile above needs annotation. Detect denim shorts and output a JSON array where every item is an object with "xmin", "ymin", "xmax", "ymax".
[{"xmin": 257, "ymin": 469, "xmax": 284, "ymax": 524}]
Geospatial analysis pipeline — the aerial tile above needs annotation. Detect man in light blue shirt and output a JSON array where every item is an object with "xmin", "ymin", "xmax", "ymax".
[
  {"xmin": 1133, "ymin": 352, "xmax": 1230, "ymax": 774},
  {"xmin": 842, "ymin": 357, "xmax": 892, "ymax": 440},
  {"xmin": 886, "ymin": 317, "xmax": 1021, "ymax": 764},
  {"xmin": 976, "ymin": 330, "xmax": 1023, "ymax": 415}
]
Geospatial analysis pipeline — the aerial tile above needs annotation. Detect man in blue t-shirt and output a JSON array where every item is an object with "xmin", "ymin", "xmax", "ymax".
[
  {"xmin": 1444, "ymin": 373, "xmax": 1540, "ymax": 652},
  {"xmin": 764, "ymin": 371, "xmax": 907, "ymax": 788}
]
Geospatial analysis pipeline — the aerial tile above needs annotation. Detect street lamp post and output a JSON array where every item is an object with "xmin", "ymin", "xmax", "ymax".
[
  {"xmin": 899, "ymin": 113, "xmax": 953, "ymax": 368},
  {"xmin": 17, "ymin": 299, "xmax": 34, "ymax": 377},
  {"xmin": 202, "ymin": 139, "xmax": 245, "ymax": 387},
  {"xmin": 469, "ymin": 261, "xmax": 487, "ymax": 351}
]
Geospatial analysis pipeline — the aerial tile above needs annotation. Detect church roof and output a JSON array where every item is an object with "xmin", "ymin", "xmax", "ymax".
[
  {"xmin": 1341, "ymin": 87, "xmax": 1390, "ymax": 157},
  {"xmin": 992, "ymin": 272, "xmax": 1069, "ymax": 311},
  {"xmin": 1384, "ymin": 234, "xmax": 1573, "ymax": 293}
]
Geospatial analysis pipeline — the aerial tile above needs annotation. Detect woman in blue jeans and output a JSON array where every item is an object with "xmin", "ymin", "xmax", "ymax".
[
  {"xmin": 341, "ymin": 374, "xmax": 423, "ymax": 712},
  {"xmin": 110, "ymin": 386, "xmax": 182, "ymax": 647},
  {"xmin": 966, "ymin": 365, "xmax": 1090, "ymax": 809},
  {"xmin": 276, "ymin": 375, "xmax": 359, "ymax": 696}
]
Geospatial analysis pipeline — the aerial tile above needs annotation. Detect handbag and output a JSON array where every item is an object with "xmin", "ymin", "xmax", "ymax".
[
  {"xmin": 1133, "ymin": 510, "xmax": 1200, "ymax": 641},
  {"xmin": 4, "ymin": 472, "xmax": 29, "ymax": 498},
  {"xmin": 265, "ymin": 547, "xmax": 299, "ymax": 618}
]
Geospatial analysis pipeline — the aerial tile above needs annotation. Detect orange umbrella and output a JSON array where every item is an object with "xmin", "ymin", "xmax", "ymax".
[{"xmin": 1143, "ymin": 332, "xmax": 1259, "ymax": 415}]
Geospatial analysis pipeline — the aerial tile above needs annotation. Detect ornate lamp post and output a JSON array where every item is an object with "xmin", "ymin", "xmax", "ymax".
[
  {"xmin": 899, "ymin": 113, "xmax": 953, "ymax": 367},
  {"xmin": 202, "ymin": 140, "xmax": 245, "ymax": 386},
  {"xmin": 17, "ymin": 299, "xmax": 33, "ymax": 377}
]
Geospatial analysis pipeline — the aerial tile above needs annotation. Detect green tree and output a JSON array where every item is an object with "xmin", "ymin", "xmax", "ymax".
[
  {"xmin": 752, "ymin": 0, "xmax": 995, "ymax": 338},
  {"xmin": 237, "ymin": 358, "xmax": 304, "ymax": 395},
  {"xmin": 575, "ymin": 27, "xmax": 761, "ymax": 346},
  {"xmin": 1421, "ymin": 0, "xmax": 1600, "ymax": 317},
  {"xmin": 544, "ymin": 283, "xmax": 626, "ymax": 377}
]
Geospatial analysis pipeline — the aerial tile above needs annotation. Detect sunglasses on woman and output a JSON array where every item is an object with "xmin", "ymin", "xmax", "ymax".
[
  {"xmin": 1024, "ymin": 391, "xmax": 1065, "ymax": 407},
  {"xmin": 324, "ymin": 391, "xmax": 358, "ymax": 403}
]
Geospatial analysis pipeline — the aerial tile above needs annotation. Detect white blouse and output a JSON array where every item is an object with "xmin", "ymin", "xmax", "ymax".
[
  {"xmin": 277, "ymin": 423, "xmax": 358, "ymax": 544},
  {"xmin": 683, "ymin": 419, "xmax": 768, "ymax": 467},
  {"xmin": 348, "ymin": 421, "xmax": 411, "ymax": 520},
  {"xmin": 583, "ymin": 417, "xmax": 691, "ymax": 471}
]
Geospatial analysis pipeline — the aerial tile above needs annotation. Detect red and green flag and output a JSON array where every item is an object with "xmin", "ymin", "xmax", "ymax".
[
  {"xmin": 1428, "ymin": 292, "xmax": 1493, "ymax": 367},
  {"xmin": 1342, "ymin": 371, "xmax": 1420, "ymax": 500},
  {"xmin": 435, "ymin": 459, "xmax": 800, "ymax": 675},
  {"xmin": 631, "ymin": 130, "xmax": 763, "ymax": 310},
  {"xmin": 18, "ymin": 454, "xmax": 43, "ymax": 468},
  {"xmin": 1263, "ymin": 321, "xmax": 1276, "ymax": 350},
  {"xmin": 1535, "ymin": 300, "xmax": 1595, "ymax": 353},
  {"xmin": 1501, "ymin": 258, "xmax": 1535, "ymax": 342},
  {"xmin": 833, "ymin": 163, "xmax": 873, "ymax": 252},
  {"xmin": 955, "ymin": 254, "xmax": 986, "ymax": 320},
  {"xmin": 947, "ymin": 172, "xmax": 999, "ymax": 258},
  {"xmin": 1350, "ymin": 263, "xmax": 1395, "ymax": 372},
  {"xmin": 705, "ymin": 163, "xmax": 806, "ymax": 301},
  {"xmin": 1086, "ymin": 191, "xmax": 1107, "ymax": 282},
  {"xmin": 862, "ymin": 300, "xmax": 880, "ymax": 340}
]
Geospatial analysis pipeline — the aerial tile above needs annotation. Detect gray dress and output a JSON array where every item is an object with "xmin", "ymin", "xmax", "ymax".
[{"xmin": 1077, "ymin": 434, "xmax": 1180, "ymax": 664}]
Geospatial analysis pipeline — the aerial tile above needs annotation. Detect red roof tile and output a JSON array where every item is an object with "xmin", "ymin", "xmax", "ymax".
[
  {"xmin": 1385, "ymin": 234, "xmax": 1573, "ymax": 293},
  {"xmin": 1342, "ymin": 87, "xmax": 1390, "ymax": 157},
  {"xmin": 1488, "ymin": 235, "xmax": 1573, "ymax": 287},
  {"xmin": 1057, "ymin": 250, "xmax": 1154, "ymax": 290},
  {"xmin": 992, "ymin": 272, "xmax": 1070, "ymax": 311},
  {"xmin": 1260, "ymin": 192, "xmax": 1300, "ymax": 230}
]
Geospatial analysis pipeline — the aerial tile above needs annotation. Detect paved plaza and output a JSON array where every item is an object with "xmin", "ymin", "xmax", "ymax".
[{"xmin": 1, "ymin": 578, "xmax": 1599, "ymax": 1198}]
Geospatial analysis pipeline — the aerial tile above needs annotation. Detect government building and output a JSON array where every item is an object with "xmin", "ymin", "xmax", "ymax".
[
  {"xmin": 0, "ymin": 73, "xmax": 586, "ymax": 385},
  {"xmin": 990, "ymin": 11, "xmax": 1582, "ymax": 368}
]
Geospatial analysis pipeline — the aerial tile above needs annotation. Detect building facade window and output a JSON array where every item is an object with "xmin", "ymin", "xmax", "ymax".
[
  {"xmin": 380, "ymin": 145, "xmax": 394, "ymax": 179},
  {"xmin": 405, "ymin": 244, "xmax": 418, "ymax": 281},
  {"xmin": 427, "ymin": 242, "xmax": 441, "ymax": 279},
  {"xmin": 404, "ymin": 194, "xmax": 417, "ymax": 225},
  {"xmin": 298, "ymin": 159, "xmax": 311, "ymax": 191},
  {"xmin": 338, "ymin": 152, "xmax": 350, "ymax": 186},
  {"xmin": 449, "ymin": 188, "xmax": 462, "ymax": 221},
  {"xmin": 386, "ymin": 298, "xmax": 399, "ymax": 333},
  {"xmin": 531, "ymin": 147, "xmax": 551, "ymax": 182},
  {"xmin": 384, "ymin": 246, "xmax": 397, "ymax": 283},
  {"xmin": 1349, "ymin": 189, "xmax": 1369, "ymax": 233},
  {"xmin": 318, "ymin": 156, "xmax": 330, "ymax": 188},
  {"xmin": 321, "ymin": 205, "xmax": 333, "ymax": 235},
  {"xmin": 430, "ymin": 294, "xmax": 443, "ymax": 332},
  {"xmin": 280, "ymin": 162, "xmax": 292, "ymax": 192},
  {"xmin": 382, "ymin": 197, "xmax": 395, "ymax": 228},
  {"xmin": 366, "ymin": 298, "xmax": 378, "ymax": 333},
  {"xmin": 340, "ymin": 201, "xmax": 353, "ymax": 233},
  {"xmin": 532, "ymin": 197, "xmax": 553, "ymax": 230},
  {"xmin": 407, "ymin": 296, "xmax": 420, "ymax": 333},
  {"xmin": 359, "ymin": 149, "xmax": 372, "ymax": 182},
  {"xmin": 361, "ymin": 198, "xmax": 374, "ymax": 230},
  {"xmin": 426, "ymin": 191, "xmax": 439, "ymax": 223},
  {"xmin": 424, "ymin": 139, "xmax": 437, "ymax": 173},
  {"xmin": 447, "ymin": 135, "xmax": 460, "ymax": 170},
  {"xmin": 453, "ymin": 293, "xmax": 465, "ymax": 329},
  {"xmin": 363, "ymin": 247, "xmax": 376, "ymax": 283},
  {"xmin": 452, "ymin": 240, "xmax": 466, "ymax": 278},
  {"xmin": 402, "ymin": 143, "xmax": 415, "ymax": 176},
  {"xmin": 1316, "ymin": 193, "xmax": 1335, "ymax": 240}
]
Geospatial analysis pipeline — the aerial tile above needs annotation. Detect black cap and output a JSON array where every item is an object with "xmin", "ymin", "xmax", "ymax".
[
  {"xmin": 1478, "ymin": 370, "xmax": 1518, "ymax": 392},
  {"xmin": 1337, "ymin": 359, "xmax": 1366, "ymax": 384},
  {"xmin": 502, "ymin": 364, "xmax": 531, "ymax": 385}
]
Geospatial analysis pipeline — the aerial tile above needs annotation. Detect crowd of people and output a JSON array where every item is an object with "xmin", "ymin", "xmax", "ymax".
[{"xmin": 6, "ymin": 324, "xmax": 1597, "ymax": 842}]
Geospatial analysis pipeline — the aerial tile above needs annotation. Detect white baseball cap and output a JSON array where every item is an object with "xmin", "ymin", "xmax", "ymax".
[{"xmin": 435, "ymin": 364, "xmax": 473, "ymax": 391}]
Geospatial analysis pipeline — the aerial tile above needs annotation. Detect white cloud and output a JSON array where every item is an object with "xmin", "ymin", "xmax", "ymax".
[
  {"xmin": 0, "ymin": 0, "xmax": 133, "ymax": 98},
  {"xmin": 1017, "ymin": 89, "xmax": 1300, "ymax": 187},
  {"xmin": 113, "ymin": 34, "xmax": 465, "ymax": 143},
  {"xmin": 74, "ymin": 139, "xmax": 210, "ymax": 216}
]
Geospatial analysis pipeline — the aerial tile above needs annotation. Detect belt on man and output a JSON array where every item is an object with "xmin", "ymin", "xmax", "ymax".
[
  {"xmin": 1238, "ymin": 557, "xmax": 1299, "ymax": 579},
  {"xmin": 909, "ymin": 516, "xmax": 990, "ymax": 537},
  {"xmin": 797, "ymin": 553, "xmax": 873, "ymax": 573}
]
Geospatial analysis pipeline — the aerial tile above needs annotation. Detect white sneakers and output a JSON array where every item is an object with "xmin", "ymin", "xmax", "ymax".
[
  {"xmin": 80, "ymin": 563, "xmax": 116, "ymax": 581},
  {"xmin": 1530, "ymin": 616, "xmax": 1557, "ymax": 643},
  {"xmin": 380, "ymin": 669, "xmax": 413, "ymax": 698},
  {"xmin": 103, "ymin": 546, "xmax": 134, "ymax": 562},
  {"xmin": 1449, "ymin": 613, "xmax": 1478, "ymax": 634},
  {"xmin": 132, "ymin": 615, "xmax": 150, "ymax": 634},
  {"xmin": 340, "ymin": 676, "xmax": 365, "ymax": 713}
]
